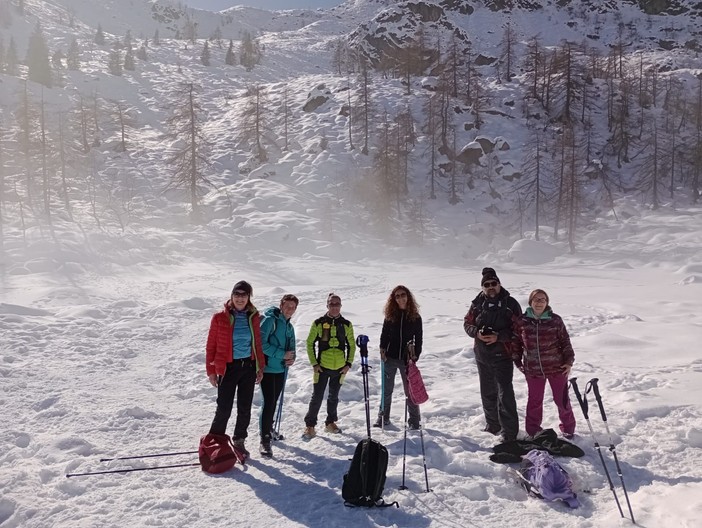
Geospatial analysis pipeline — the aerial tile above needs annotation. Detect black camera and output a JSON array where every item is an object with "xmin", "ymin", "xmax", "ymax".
[{"xmin": 479, "ymin": 326, "xmax": 495, "ymax": 336}]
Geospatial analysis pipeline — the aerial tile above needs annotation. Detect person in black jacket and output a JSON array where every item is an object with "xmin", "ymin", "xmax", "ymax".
[
  {"xmin": 463, "ymin": 268, "xmax": 522, "ymax": 442},
  {"xmin": 374, "ymin": 285, "xmax": 423, "ymax": 429}
]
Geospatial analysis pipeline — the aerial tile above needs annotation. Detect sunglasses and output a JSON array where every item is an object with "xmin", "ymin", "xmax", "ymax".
[
  {"xmin": 232, "ymin": 291, "xmax": 249, "ymax": 297},
  {"xmin": 531, "ymin": 297, "xmax": 548, "ymax": 303},
  {"xmin": 483, "ymin": 281, "xmax": 499, "ymax": 288},
  {"xmin": 394, "ymin": 292, "xmax": 407, "ymax": 299},
  {"xmin": 328, "ymin": 302, "xmax": 341, "ymax": 307}
]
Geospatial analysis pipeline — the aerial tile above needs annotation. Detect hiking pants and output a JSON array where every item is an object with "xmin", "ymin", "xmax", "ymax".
[
  {"xmin": 209, "ymin": 359, "xmax": 256, "ymax": 440},
  {"xmin": 525, "ymin": 373, "xmax": 576, "ymax": 437},
  {"xmin": 475, "ymin": 348, "xmax": 519, "ymax": 438},
  {"xmin": 259, "ymin": 371, "xmax": 286, "ymax": 440},
  {"xmin": 304, "ymin": 367, "xmax": 343, "ymax": 427},
  {"xmin": 377, "ymin": 357, "xmax": 420, "ymax": 426}
]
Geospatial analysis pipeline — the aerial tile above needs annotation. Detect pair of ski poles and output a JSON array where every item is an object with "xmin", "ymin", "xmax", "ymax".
[
  {"xmin": 379, "ymin": 360, "xmax": 430, "ymax": 494},
  {"xmin": 570, "ymin": 377, "xmax": 635, "ymax": 523},
  {"xmin": 66, "ymin": 450, "xmax": 200, "ymax": 477},
  {"xmin": 67, "ymin": 370, "xmax": 291, "ymax": 478}
]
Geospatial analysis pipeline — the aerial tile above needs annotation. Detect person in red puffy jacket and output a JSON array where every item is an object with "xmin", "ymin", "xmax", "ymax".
[
  {"xmin": 513, "ymin": 289, "xmax": 576, "ymax": 439},
  {"xmin": 206, "ymin": 280, "xmax": 265, "ymax": 456}
]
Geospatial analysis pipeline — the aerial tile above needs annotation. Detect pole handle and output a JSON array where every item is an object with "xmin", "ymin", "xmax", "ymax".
[
  {"xmin": 569, "ymin": 377, "xmax": 589, "ymax": 419},
  {"xmin": 587, "ymin": 378, "xmax": 608, "ymax": 422},
  {"xmin": 356, "ymin": 334, "xmax": 369, "ymax": 358}
]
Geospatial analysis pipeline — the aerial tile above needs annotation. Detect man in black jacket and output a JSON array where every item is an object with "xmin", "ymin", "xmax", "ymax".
[{"xmin": 464, "ymin": 268, "xmax": 521, "ymax": 442}]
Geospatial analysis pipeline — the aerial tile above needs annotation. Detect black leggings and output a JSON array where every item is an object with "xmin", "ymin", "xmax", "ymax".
[
  {"xmin": 259, "ymin": 371, "xmax": 286, "ymax": 440},
  {"xmin": 209, "ymin": 359, "xmax": 256, "ymax": 440}
]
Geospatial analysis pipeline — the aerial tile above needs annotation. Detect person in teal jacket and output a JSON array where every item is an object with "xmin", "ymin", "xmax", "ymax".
[
  {"xmin": 258, "ymin": 294, "xmax": 299, "ymax": 457},
  {"xmin": 303, "ymin": 293, "xmax": 355, "ymax": 439}
]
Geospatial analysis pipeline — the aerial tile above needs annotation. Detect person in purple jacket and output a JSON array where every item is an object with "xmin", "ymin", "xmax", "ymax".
[{"xmin": 513, "ymin": 289, "xmax": 576, "ymax": 439}]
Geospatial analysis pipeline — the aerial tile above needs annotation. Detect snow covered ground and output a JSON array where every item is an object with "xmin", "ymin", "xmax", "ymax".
[{"xmin": 2, "ymin": 203, "xmax": 702, "ymax": 528}]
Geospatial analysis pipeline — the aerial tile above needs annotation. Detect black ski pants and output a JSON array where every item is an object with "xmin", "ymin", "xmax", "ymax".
[
  {"xmin": 475, "ymin": 348, "xmax": 519, "ymax": 438},
  {"xmin": 209, "ymin": 359, "xmax": 256, "ymax": 440},
  {"xmin": 259, "ymin": 371, "xmax": 286, "ymax": 441},
  {"xmin": 304, "ymin": 367, "xmax": 343, "ymax": 427}
]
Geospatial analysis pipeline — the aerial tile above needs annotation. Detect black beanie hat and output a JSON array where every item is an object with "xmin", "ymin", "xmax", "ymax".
[
  {"xmin": 481, "ymin": 267, "xmax": 500, "ymax": 286},
  {"xmin": 232, "ymin": 280, "xmax": 253, "ymax": 296}
]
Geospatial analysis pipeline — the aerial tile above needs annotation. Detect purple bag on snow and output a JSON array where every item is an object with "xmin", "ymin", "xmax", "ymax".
[{"xmin": 518, "ymin": 449, "xmax": 580, "ymax": 508}]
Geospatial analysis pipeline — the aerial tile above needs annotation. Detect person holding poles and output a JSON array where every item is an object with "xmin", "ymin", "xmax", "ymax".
[
  {"xmin": 374, "ymin": 285, "xmax": 423, "ymax": 430},
  {"xmin": 258, "ymin": 294, "xmax": 299, "ymax": 457},
  {"xmin": 303, "ymin": 293, "xmax": 356, "ymax": 438},
  {"xmin": 206, "ymin": 280, "xmax": 265, "ymax": 458}
]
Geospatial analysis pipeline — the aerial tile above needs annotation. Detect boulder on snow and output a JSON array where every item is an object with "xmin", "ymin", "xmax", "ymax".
[
  {"xmin": 507, "ymin": 239, "xmax": 564, "ymax": 265},
  {"xmin": 303, "ymin": 83, "xmax": 331, "ymax": 112},
  {"xmin": 456, "ymin": 141, "xmax": 483, "ymax": 166}
]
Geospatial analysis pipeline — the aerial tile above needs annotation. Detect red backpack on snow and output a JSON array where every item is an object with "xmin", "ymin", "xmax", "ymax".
[{"xmin": 198, "ymin": 433, "xmax": 238, "ymax": 474}]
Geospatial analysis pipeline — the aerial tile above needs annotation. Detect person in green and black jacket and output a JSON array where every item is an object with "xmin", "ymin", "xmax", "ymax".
[{"xmin": 302, "ymin": 293, "xmax": 355, "ymax": 439}]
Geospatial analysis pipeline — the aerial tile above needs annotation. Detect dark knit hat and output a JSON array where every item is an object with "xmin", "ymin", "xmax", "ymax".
[
  {"xmin": 232, "ymin": 280, "xmax": 253, "ymax": 296},
  {"xmin": 481, "ymin": 267, "xmax": 500, "ymax": 286}
]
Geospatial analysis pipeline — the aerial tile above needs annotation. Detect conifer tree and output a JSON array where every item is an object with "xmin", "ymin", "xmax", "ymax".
[
  {"xmin": 67, "ymin": 37, "xmax": 80, "ymax": 70},
  {"xmin": 200, "ymin": 41, "xmax": 210, "ymax": 66},
  {"xmin": 225, "ymin": 40, "xmax": 235, "ymax": 65},
  {"xmin": 123, "ymin": 45, "xmax": 135, "ymax": 71},
  {"xmin": 26, "ymin": 23, "xmax": 52, "ymax": 87},
  {"xmin": 153, "ymin": 29, "xmax": 160, "ymax": 46},
  {"xmin": 108, "ymin": 49, "xmax": 122, "ymax": 76},
  {"xmin": 165, "ymin": 82, "xmax": 212, "ymax": 221},
  {"xmin": 6, "ymin": 37, "xmax": 17, "ymax": 75},
  {"xmin": 136, "ymin": 44, "xmax": 147, "ymax": 61},
  {"xmin": 240, "ymin": 84, "xmax": 269, "ymax": 162},
  {"xmin": 95, "ymin": 24, "xmax": 105, "ymax": 45},
  {"xmin": 240, "ymin": 31, "xmax": 262, "ymax": 71}
]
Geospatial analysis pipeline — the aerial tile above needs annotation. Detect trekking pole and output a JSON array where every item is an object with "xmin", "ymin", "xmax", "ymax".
[
  {"xmin": 99, "ymin": 450, "xmax": 197, "ymax": 462},
  {"xmin": 379, "ymin": 360, "xmax": 385, "ymax": 430},
  {"xmin": 356, "ymin": 335, "xmax": 372, "ymax": 439},
  {"xmin": 399, "ymin": 399, "xmax": 409, "ymax": 490},
  {"xmin": 66, "ymin": 462, "xmax": 200, "ymax": 478},
  {"xmin": 570, "ymin": 377, "xmax": 624, "ymax": 518},
  {"xmin": 587, "ymin": 378, "xmax": 635, "ymax": 524},
  {"xmin": 273, "ymin": 367, "xmax": 288, "ymax": 441},
  {"xmin": 418, "ymin": 423, "xmax": 431, "ymax": 493}
]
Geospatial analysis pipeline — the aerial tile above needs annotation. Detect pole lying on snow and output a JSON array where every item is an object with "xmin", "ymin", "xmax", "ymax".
[
  {"xmin": 99, "ymin": 450, "xmax": 197, "ymax": 462},
  {"xmin": 570, "ymin": 377, "xmax": 625, "ymax": 519},
  {"xmin": 66, "ymin": 462, "xmax": 200, "ymax": 478},
  {"xmin": 587, "ymin": 378, "xmax": 636, "ymax": 524}
]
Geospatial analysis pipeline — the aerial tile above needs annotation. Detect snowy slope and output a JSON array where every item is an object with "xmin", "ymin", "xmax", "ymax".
[{"xmin": 2, "ymin": 207, "xmax": 702, "ymax": 528}]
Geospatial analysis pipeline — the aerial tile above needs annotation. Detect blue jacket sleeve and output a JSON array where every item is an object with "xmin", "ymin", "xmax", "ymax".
[{"xmin": 261, "ymin": 314, "xmax": 286, "ymax": 360}]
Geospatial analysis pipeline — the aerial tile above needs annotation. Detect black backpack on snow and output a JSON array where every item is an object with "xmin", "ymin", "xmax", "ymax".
[
  {"xmin": 341, "ymin": 336, "xmax": 398, "ymax": 508},
  {"xmin": 342, "ymin": 438, "xmax": 389, "ymax": 506}
]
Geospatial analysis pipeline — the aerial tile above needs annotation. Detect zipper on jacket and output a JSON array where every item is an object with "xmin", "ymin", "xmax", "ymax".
[{"xmin": 535, "ymin": 319, "xmax": 545, "ymax": 376}]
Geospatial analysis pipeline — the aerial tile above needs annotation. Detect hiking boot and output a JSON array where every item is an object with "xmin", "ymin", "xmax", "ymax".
[
  {"xmin": 483, "ymin": 424, "xmax": 501, "ymax": 436},
  {"xmin": 373, "ymin": 417, "xmax": 390, "ymax": 428},
  {"xmin": 408, "ymin": 421, "xmax": 420, "ymax": 430},
  {"xmin": 232, "ymin": 438, "xmax": 250, "ymax": 457},
  {"xmin": 562, "ymin": 432, "xmax": 575, "ymax": 440},
  {"xmin": 324, "ymin": 422, "xmax": 342, "ymax": 434},
  {"xmin": 500, "ymin": 433, "xmax": 517, "ymax": 443},
  {"xmin": 259, "ymin": 440, "xmax": 273, "ymax": 457},
  {"xmin": 303, "ymin": 426, "xmax": 316, "ymax": 439}
]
